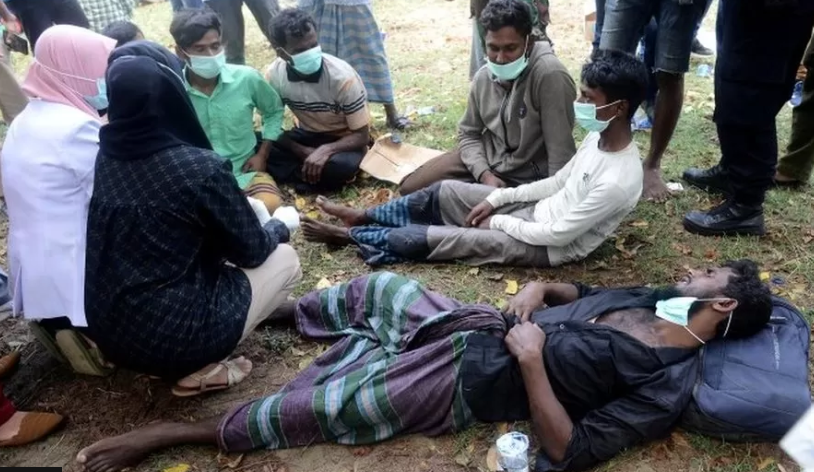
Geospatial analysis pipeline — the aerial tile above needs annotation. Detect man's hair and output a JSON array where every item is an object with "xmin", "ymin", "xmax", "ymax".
[
  {"xmin": 716, "ymin": 259, "xmax": 773, "ymax": 340},
  {"xmin": 581, "ymin": 49, "xmax": 649, "ymax": 119},
  {"xmin": 478, "ymin": 0, "xmax": 533, "ymax": 38},
  {"xmin": 102, "ymin": 20, "xmax": 143, "ymax": 47},
  {"xmin": 270, "ymin": 8, "xmax": 316, "ymax": 49},
  {"xmin": 169, "ymin": 9, "xmax": 221, "ymax": 49}
]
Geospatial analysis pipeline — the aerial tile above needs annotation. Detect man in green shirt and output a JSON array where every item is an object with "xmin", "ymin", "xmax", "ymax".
[{"xmin": 170, "ymin": 9, "xmax": 285, "ymax": 212}]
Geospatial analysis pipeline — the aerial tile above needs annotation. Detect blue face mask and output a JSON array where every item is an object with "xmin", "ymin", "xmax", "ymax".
[
  {"xmin": 486, "ymin": 37, "xmax": 529, "ymax": 82},
  {"xmin": 83, "ymin": 78, "xmax": 108, "ymax": 111},
  {"xmin": 655, "ymin": 297, "xmax": 734, "ymax": 344},
  {"xmin": 573, "ymin": 100, "xmax": 620, "ymax": 133},
  {"xmin": 289, "ymin": 45, "xmax": 323, "ymax": 76},
  {"xmin": 186, "ymin": 50, "xmax": 226, "ymax": 80}
]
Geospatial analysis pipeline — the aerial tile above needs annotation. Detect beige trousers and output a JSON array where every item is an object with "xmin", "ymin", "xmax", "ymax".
[
  {"xmin": 238, "ymin": 243, "xmax": 302, "ymax": 341},
  {"xmin": 0, "ymin": 44, "xmax": 27, "ymax": 124}
]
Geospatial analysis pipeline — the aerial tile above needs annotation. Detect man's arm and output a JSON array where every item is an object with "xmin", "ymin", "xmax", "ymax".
[
  {"xmin": 508, "ymin": 323, "xmax": 692, "ymax": 472},
  {"xmin": 245, "ymin": 71, "xmax": 285, "ymax": 171},
  {"xmin": 503, "ymin": 281, "xmax": 581, "ymax": 321},
  {"xmin": 533, "ymin": 68, "xmax": 577, "ymax": 176},
  {"xmin": 490, "ymin": 183, "xmax": 628, "ymax": 246},
  {"xmin": 485, "ymin": 155, "xmax": 576, "ymax": 208},
  {"xmin": 0, "ymin": 3, "xmax": 19, "ymax": 34},
  {"xmin": 275, "ymin": 133, "xmax": 313, "ymax": 161},
  {"xmin": 457, "ymin": 84, "xmax": 492, "ymax": 182}
]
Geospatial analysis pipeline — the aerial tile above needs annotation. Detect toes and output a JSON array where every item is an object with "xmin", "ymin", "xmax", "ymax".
[{"xmin": 76, "ymin": 450, "xmax": 88, "ymax": 464}]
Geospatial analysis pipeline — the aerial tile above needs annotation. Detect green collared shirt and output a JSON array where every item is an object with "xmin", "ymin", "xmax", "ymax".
[{"xmin": 185, "ymin": 64, "xmax": 284, "ymax": 189}]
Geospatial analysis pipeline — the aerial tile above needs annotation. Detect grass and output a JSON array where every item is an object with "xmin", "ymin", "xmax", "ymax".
[{"xmin": 2, "ymin": 0, "xmax": 812, "ymax": 471}]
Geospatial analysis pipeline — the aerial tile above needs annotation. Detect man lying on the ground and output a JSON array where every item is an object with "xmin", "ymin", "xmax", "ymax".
[
  {"xmin": 399, "ymin": 0, "xmax": 576, "ymax": 195},
  {"xmin": 265, "ymin": 8, "xmax": 370, "ymax": 195},
  {"xmin": 171, "ymin": 9, "xmax": 286, "ymax": 213},
  {"xmin": 301, "ymin": 49, "xmax": 646, "ymax": 268},
  {"xmin": 75, "ymin": 260, "xmax": 772, "ymax": 472}
]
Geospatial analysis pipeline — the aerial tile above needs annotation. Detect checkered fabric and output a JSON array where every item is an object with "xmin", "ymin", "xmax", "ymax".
[{"xmin": 78, "ymin": 0, "xmax": 135, "ymax": 33}]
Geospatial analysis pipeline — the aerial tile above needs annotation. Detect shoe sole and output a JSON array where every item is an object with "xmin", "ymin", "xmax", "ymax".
[{"xmin": 683, "ymin": 218, "xmax": 766, "ymax": 237}]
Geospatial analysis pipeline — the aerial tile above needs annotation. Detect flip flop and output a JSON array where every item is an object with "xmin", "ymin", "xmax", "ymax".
[
  {"xmin": 0, "ymin": 411, "xmax": 65, "ymax": 447},
  {"xmin": 0, "ymin": 352, "xmax": 20, "ymax": 379},
  {"xmin": 171, "ymin": 358, "xmax": 252, "ymax": 398}
]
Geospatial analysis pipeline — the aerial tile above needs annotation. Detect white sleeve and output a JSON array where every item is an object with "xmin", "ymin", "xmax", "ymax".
[
  {"xmin": 489, "ymin": 183, "xmax": 628, "ymax": 247},
  {"xmin": 485, "ymin": 156, "xmax": 577, "ymax": 208},
  {"xmin": 67, "ymin": 120, "xmax": 101, "ymax": 199}
]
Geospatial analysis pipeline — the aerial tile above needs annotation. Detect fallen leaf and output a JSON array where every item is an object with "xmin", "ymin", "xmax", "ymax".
[
  {"xmin": 704, "ymin": 248, "xmax": 717, "ymax": 260},
  {"xmin": 670, "ymin": 432, "xmax": 690, "ymax": 448},
  {"xmin": 629, "ymin": 220, "xmax": 649, "ymax": 228},
  {"xmin": 672, "ymin": 243, "xmax": 693, "ymax": 256},
  {"xmin": 321, "ymin": 253, "xmax": 334, "ymax": 260},
  {"xmin": 760, "ymin": 271, "xmax": 771, "ymax": 282},
  {"xmin": 758, "ymin": 458, "xmax": 775, "ymax": 470},
  {"xmin": 306, "ymin": 210, "xmax": 320, "ymax": 220},
  {"xmin": 468, "ymin": 268, "xmax": 480, "ymax": 276},
  {"xmin": 163, "ymin": 465, "xmax": 190, "ymax": 472},
  {"xmin": 496, "ymin": 422, "xmax": 509, "ymax": 435},
  {"xmin": 216, "ymin": 453, "xmax": 245, "ymax": 469},
  {"xmin": 505, "ymin": 280, "xmax": 519, "ymax": 295},
  {"xmin": 454, "ymin": 451, "xmax": 471, "ymax": 467},
  {"xmin": 486, "ymin": 445, "xmax": 504, "ymax": 471},
  {"xmin": 494, "ymin": 298, "xmax": 507, "ymax": 309},
  {"xmin": 295, "ymin": 197, "xmax": 307, "ymax": 210},
  {"xmin": 487, "ymin": 273, "xmax": 505, "ymax": 281},
  {"xmin": 298, "ymin": 355, "xmax": 314, "ymax": 371},
  {"xmin": 316, "ymin": 277, "xmax": 333, "ymax": 290}
]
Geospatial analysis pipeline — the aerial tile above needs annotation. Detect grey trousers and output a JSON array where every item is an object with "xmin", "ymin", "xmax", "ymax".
[
  {"xmin": 427, "ymin": 181, "xmax": 551, "ymax": 267},
  {"xmin": 206, "ymin": 0, "xmax": 279, "ymax": 64}
]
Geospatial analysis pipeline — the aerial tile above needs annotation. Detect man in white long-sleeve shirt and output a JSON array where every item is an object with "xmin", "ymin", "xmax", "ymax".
[{"xmin": 301, "ymin": 50, "xmax": 647, "ymax": 268}]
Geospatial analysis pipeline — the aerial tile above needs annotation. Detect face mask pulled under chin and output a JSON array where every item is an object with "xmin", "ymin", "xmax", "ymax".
[
  {"xmin": 654, "ymin": 296, "xmax": 734, "ymax": 344},
  {"xmin": 486, "ymin": 36, "xmax": 530, "ymax": 81}
]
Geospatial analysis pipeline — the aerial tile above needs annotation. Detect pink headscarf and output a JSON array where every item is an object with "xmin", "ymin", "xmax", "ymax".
[{"xmin": 22, "ymin": 25, "xmax": 116, "ymax": 119}]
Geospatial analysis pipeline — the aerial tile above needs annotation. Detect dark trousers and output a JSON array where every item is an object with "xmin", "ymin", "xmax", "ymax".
[
  {"xmin": 205, "ymin": 0, "xmax": 279, "ymax": 65},
  {"xmin": 714, "ymin": 0, "xmax": 814, "ymax": 206},
  {"xmin": 266, "ymin": 128, "xmax": 364, "ymax": 194},
  {"xmin": 6, "ymin": 0, "xmax": 89, "ymax": 50}
]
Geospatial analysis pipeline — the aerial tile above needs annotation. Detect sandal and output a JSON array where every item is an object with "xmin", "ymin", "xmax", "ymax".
[
  {"xmin": 171, "ymin": 357, "xmax": 252, "ymax": 398},
  {"xmin": 0, "ymin": 411, "xmax": 65, "ymax": 447},
  {"xmin": 0, "ymin": 352, "xmax": 20, "ymax": 379}
]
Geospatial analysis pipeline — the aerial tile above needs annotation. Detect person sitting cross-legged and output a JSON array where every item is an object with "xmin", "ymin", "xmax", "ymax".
[
  {"xmin": 171, "ymin": 9, "xmax": 286, "ymax": 213},
  {"xmin": 400, "ymin": 0, "xmax": 576, "ymax": 195},
  {"xmin": 264, "ymin": 8, "xmax": 370, "ymax": 195},
  {"xmin": 75, "ymin": 260, "xmax": 771, "ymax": 472},
  {"xmin": 302, "ymin": 49, "xmax": 646, "ymax": 268}
]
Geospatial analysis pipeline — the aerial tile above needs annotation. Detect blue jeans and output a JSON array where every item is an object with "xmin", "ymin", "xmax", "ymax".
[{"xmin": 171, "ymin": 0, "xmax": 204, "ymax": 11}]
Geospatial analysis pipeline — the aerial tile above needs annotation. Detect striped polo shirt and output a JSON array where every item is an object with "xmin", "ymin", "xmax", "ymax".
[{"xmin": 267, "ymin": 53, "xmax": 370, "ymax": 136}]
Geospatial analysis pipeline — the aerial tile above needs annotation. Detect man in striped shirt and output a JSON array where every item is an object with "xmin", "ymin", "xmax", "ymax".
[{"xmin": 265, "ymin": 8, "xmax": 370, "ymax": 195}]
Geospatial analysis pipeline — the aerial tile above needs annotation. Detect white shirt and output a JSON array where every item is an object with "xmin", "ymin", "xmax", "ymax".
[
  {"xmin": 1, "ymin": 100, "xmax": 99, "ymax": 327},
  {"xmin": 486, "ymin": 132, "xmax": 642, "ymax": 265}
]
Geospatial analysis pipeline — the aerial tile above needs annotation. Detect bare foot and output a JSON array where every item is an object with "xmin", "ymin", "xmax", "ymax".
[
  {"xmin": 76, "ymin": 422, "xmax": 218, "ymax": 472},
  {"xmin": 642, "ymin": 168, "xmax": 672, "ymax": 201},
  {"xmin": 315, "ymin": 196, "xmax": 368, "ymax": 227},
  {"xmin": 301, "ymin": 216, "xmax": 353, "ymax": 246},
  {"xmin": 174, "ymin": 356, "xmax": 251, "ymax": 391}
]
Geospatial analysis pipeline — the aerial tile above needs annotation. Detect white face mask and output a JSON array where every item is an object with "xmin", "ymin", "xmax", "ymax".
[
  {"xmin": 185, "ymin": 50, "xmax": 225, "ymax": 79},
  {"xmin": 654, "ymin": 297, "xmax": 734, "ymax": 344}
]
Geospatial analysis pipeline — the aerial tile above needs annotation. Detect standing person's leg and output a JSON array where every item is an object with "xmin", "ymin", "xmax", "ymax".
[
  {"xmin": 398, "ymin": 150, "xmax": 477, "ymax": 195},
  {"xmin": 641, "ymin": 17, "xmax": 658, "ymax": 121},
  {"xmin": 683, "ymin": 0, "xmax": 814, "ymax": 236},
  {"xmin": 636, "ymin": 0, "xmax": 706, "ymax": 200},
  {"xmin": 243, "ymin": 0, "xmax": 279, "ymax": 44},
  {"xmin": 470, "ymin": 19, "xmax": 486, "ymax": 79},
  {"xmin": 206, "ymin": 0, "xmax": 246, "ymax": 64},
  {"xmin": 592, "ymin": 0, "xmax": 607, "ymax": 52},
  {"xmin": 690, "ymin": 0, "xmax": 714, "ymax": 56},
  {"xmin": 776, "ymin": 34, "xmax": 814, "ymax": 185}
]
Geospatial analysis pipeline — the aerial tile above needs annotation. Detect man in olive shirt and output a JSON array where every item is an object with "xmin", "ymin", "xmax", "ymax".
[{"xmin": 171, "ymin": 9, "xmax": 285, "ymax": 212}]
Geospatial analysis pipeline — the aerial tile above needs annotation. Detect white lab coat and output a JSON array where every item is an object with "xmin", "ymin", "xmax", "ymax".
[{"xmin": 1, "ymin": 99, "xmax": 100, "ymax": 327}]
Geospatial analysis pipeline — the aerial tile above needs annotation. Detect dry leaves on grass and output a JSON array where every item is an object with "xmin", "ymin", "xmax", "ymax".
[
  {"xmin": 757, "ymin": 457, "xmax": 775, "ymax": 470},
  {"xmin": 316, "ymin": 277, "xmax": 334, "ymax": 290},
  {"xmin": 216, "ymin": 453, "xmax": 245, "ymax": 469},
  {"xmin": 615, "ymin": 236, "xmax": 644, "ymax": 259},
  {"xmin": 505, "ymin": 280, "xmax": 519, "ymax": 295},
  {"xmin": 672, "ymin": 242, "xmax": 693, "ymax": 256},
  {"xmin": 162, "ymin": 464, "xmax": 190, "ymax": 472}
]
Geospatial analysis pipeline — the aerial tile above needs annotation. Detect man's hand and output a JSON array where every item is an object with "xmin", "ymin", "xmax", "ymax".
[
  {"xmin": 476, "ymin": 216, "xmax": 492, "ymax": 229},
  {"xmin": 505, "ymin": 322, "xmax": 546, "ymax": 363},
  {"xmin": 302, "ymin": 145, "xmax": 333, "ymax": 184},
  {"xmin": 242, "ymin": 152, "xmax": 268, "ymax": 172},
  {"xmin": 504, "ymin": 281, "xmax": 547, "ymax": 322},
  {"xmin": 480, "ymin": 171, "xmax": 506, "ymax": 189},
  {"xmin": 466, "ymin": 200, "xmax": 494, "ymax": 227}
]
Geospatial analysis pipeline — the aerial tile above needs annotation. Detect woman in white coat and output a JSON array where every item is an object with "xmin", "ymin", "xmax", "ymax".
[{"xmin": 1, "ymin": 25, "xmax": 116, "ymax": 329}]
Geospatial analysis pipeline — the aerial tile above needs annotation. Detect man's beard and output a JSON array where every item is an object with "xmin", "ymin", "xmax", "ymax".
[{"xmin": 652, "ymin": 285, "xmax": 684, "ymax": 301}]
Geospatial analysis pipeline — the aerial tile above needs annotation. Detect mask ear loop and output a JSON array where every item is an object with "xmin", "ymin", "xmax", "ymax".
[
  {"xmin": 684, "ymin": 326, "xmax": 706, "ymax": 345},
  {"xmin": 722, "ymin": 311, "xmax": 733, "ymax": 338}
]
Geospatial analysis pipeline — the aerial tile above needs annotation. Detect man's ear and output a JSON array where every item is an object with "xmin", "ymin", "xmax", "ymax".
[
  {"xmin": 713, "ymin": 298, "xmax": 738, "ymax": 313},
  {"xmin": 616, "ymin": 100, "xmax": 628, "ymax": 120},
  {"xmin": 175, "ymin": 45, "xmax": 186, "ymax": 61}
]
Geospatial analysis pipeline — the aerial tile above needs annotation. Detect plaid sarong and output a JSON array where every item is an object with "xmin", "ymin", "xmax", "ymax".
[
  {"xmin": 301, "ymin": 0, "xmax": 395, "ymax": 104},
  {"xmin": 217, "ymin": 272, "xmax": 506, "ymax": 452}
]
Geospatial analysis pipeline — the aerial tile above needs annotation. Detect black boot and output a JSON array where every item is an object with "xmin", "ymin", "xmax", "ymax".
[
  {"xmin": 691, "ymin": 38, "xmax": 714, "ymax": 57},
  {"xmin": 682, "ymin": 164, "xmax": 733, "ymax": 195},
  {"xmin": 683, "ymin": 200, "xmax": 766, "ymax": 236}
]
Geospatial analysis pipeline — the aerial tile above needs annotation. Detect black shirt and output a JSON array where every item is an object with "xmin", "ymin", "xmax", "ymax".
[{"xmin": 460, "ymin": 285, "xmax": 699, "ymax": 472}]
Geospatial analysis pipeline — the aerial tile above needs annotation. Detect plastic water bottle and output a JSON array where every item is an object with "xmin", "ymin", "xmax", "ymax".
[
  {"xmin": 496, "ymin": 432, "xmax": 530, "ymax": 472},
  {"xmin": 696, "ymin": 64, "xmax": 711, "ymax": 78},
  {"xmin": 790, "ymin": 81, "xmax": 804, "ymax": 107}
]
